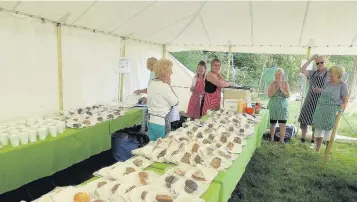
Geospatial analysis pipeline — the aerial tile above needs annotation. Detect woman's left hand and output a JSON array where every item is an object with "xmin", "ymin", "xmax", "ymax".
[
  {"xmin": 312, "ymin": 87, "xmax": 323, "ymax": 93},
  {"xmin": 339, "ymin": 104, "xmax": 346, "ymax": 113}
]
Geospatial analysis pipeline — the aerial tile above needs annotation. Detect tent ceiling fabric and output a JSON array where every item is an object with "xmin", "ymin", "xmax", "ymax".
[{"xmin": 2, "ymin": 1, "xmax": 357, "ymax": 54}]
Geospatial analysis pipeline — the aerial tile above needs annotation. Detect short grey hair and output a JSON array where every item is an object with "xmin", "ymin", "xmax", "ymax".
[
  {"xmin": 275, "ymin": 68, "xmax": 285, "ymax": 75},
  {"xmin": 329, "ymin": 66, "xmax": 345, "ymax": 79}
]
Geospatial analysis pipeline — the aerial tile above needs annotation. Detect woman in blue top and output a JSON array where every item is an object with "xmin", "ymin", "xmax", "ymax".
[{"xmin": 135, "ymin": 57, "xmax": 158, "ymax": 94}]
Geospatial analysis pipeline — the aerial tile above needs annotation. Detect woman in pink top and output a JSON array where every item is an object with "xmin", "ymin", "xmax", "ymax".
[{"xmin": 187, "ymin": 61, "xmax": 206, "ymax": 119}]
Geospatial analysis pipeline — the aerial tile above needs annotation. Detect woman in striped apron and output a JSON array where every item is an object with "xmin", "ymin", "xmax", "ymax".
[
  {"xmin": 187, "ymin": 61, "xmax": 206, "ymax": 119},
  {"xmin": 201, "ymin": 59, "xmax": 231, "ymax": 116},
  {"xmin": 298, "ymin": 55, "xmax": 330, "ymax": 145},
  {"xmin": 312, "ymin": 66, "xmax": 349, "ymax": 152},
  {"xmin": 267, "ymin": 68, "xmax": 290, "ymax": 143}
]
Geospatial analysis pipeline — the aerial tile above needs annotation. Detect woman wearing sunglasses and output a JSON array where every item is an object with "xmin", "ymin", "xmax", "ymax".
[{"xmin": 298, "ymin": 55, "xmax": 330, "ymax": 146}]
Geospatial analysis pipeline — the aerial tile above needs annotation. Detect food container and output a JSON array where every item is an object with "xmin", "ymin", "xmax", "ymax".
[
  {"xmin": 28, "ymin": 130, "xmax": 37, "ymax": 143},
  {"xmin": 37, "ymin": 128, "xmax": 48, "ymax": 140},
  {"xmin": 0, "ymin": 133, "xmax": 9, "ymax": 146},
  {"xmin": 19, "ymin": 132, "xmax": 29, "ymax": 145},
  {"xmin": 245, "ymin": 107, "xmax": 255, "ymax": 115},
  {"xmin": 9, "ymin": 134, "xmax": 20, "ymax": 147},
  {"xmin": 49, "ymin": 126, "xmax": 57, "ymax": 137}
]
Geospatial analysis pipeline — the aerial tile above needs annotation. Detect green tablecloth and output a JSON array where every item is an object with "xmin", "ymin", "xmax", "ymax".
[
  {"xmin": 149, "ymin": 110, "xmax": 269, "ymax": 202},
  {"xmin": 213, "ymin": 110, "xmax": 268, "ymax": 202},
  {"xmin": 0, "ymin": 108, "xmax": 142, "ymax": 194},
  {"xmin": 109, "ymin": 109, "xmax": 142, "ymax": 134}
]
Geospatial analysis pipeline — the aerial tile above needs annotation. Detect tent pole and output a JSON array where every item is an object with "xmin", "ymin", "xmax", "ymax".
[
  {"xmin": 162, "ymin": 44, "xmax": 167, "ymax": 58},
  {"xmin": 119, "ymin": 38, "xmax": 126, "ymax": 103},
  {"xmin": 322, "ymin": 111, "xmax": 343, "ymax": 167},
  {"xmin": 296, "ymin": 46, "xmax": 311, "ymax": 135},
  {"xmin": 227, "ymin": 45, "xmax": 232, "ymax": 80},
  {"xmin": 56, "ymin": 24, "xmax": 64, "ymax": 114}
]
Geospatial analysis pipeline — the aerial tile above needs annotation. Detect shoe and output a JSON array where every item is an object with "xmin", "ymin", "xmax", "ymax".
[{"xmin": 300, "ymin": 138, "xmax": 306, "ymax": 143}]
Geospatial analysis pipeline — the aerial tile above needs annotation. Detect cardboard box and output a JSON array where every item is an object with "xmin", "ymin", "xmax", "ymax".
[
  {"xmin": 223, "ymin": 88, "xmax": 251, "ymax": 100},
  {"xmin": 223, "ymin": 99, "xmax": 242, "ymax": 111}
]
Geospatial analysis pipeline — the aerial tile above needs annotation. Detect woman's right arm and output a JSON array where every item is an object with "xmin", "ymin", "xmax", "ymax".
[
  {"xmin": 206, "ymin": 73, "xmax": 230, "ymax": 88},
  {"xmin": 267, "ymin": 81, "xmax": 277, "ymax": 97},
  {"xmin": 300, "ymin": 54, "xmax": 318, "ymax": 77},
  {"xmin": 190, "ymin": 76, "xmax": 197, "ymax": 92}
]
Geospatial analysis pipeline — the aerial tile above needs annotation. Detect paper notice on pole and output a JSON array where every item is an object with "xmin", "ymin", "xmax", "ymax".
[{"xmin": 117, "ymin": 58, "xmax": 131, "ymax": 73}]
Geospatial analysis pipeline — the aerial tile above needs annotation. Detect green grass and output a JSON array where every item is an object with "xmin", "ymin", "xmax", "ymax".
[
  {"xmin": 338, "ymin": 114, "xmax": 357, "ymax": 138},
  {"xmin": 230, "ymin": 140, "xmax": 357, "ymax": 202}
]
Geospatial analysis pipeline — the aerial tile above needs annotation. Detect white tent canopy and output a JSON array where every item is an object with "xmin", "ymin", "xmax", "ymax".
[
  {"xmin": 1, "ymin": 0, "xmax": 357, "ymax": 121},
  {"xmin": 2, "ymin": 1, "xmax": 357, "ymax": 55}
]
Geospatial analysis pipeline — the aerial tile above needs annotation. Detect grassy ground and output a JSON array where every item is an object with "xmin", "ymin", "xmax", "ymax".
[
  {"xmin": 338, "ymin": 114, "xmax": 357, "ymax": 138},
  {"xmin": 229, "ymin": 140, "xmax": 357, "ymax": 202},
  {"xmin": 228, "ymin": 95, "xmax": 357, "ymax": 201}
]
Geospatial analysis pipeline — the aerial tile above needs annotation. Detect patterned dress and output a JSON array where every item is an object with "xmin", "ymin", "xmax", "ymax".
[
  {"xmin": 298, "ymin": 69, "xmax": 329, "ymax": 126},
  {"xmin": 312, "ymin": 82, "xmax": 349, "ymax": 130},
  {"xmin": 187, "ymin": 76, "xmax": 205, "ymax": 119},
  {"xmin": 267, "ymin": 82, "xmax": 289, "ymax": 121},
  {"xmin": 201, "ymin": 79, "xmax": 222, "ymax": 116}
]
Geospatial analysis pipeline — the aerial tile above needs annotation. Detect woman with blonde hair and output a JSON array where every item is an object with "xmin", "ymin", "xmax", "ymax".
[
  {"xmin": 147, "ymin": 59, "xmax": 179, "ymax": 141},
  {"xmin": 135, "ymin": 57, "xmax": 158, "ymax": 94},
  {"xmin": 201, "ymin": 59, "xmax": 230, "ymax": 116},
  {"xmin": 186, "ymin": 60, "xmax": 206, "ymax": 119},
  {"xmin": 267, "ymin": 68, "xmax": 290, "ymax": 143},
  {"xmin": 312, "ymin": 66, "xmax": 349, "ymax": 152}
]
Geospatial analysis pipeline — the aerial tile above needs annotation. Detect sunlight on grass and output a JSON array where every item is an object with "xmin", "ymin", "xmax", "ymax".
[{"xmin": 230, "ymin": 140, "xmax": 357, "ymax": 202}]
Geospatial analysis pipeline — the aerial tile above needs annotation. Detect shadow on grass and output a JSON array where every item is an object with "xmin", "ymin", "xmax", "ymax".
[{"xmin": 229, "ymin": 140, "xmax": 357, "ymax": 202}]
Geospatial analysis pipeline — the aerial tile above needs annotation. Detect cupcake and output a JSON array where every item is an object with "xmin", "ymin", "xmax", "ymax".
[{"xmin": 184, "ymin": 180, "xmax": 198, "ymax": 193}]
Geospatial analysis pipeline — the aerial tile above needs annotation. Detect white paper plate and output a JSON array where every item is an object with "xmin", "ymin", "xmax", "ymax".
[
  {"xmin": 205, "ymin": 155, "xmax": 232, "ymax": 171},
  {"xmin": 171, "ymin": 178, "xmax": 208, "ymax": 198},
  {"xmin": 120, "ymin": 171, "xmax": 161, "ymax": 186},
  {"xmin": 185, "ymin": 164, "xmax": 218, "ymax": 184},
  {"xmin": 128, "ymin": 185, "xmax": 173, "ymax": 202},
  {"xmin": 125, "ymin": 156, "xmax": 153, "ymax": 169},
  {"xmin": 108, "ymin": 163, "xmax": 142, "ymax": 181}
]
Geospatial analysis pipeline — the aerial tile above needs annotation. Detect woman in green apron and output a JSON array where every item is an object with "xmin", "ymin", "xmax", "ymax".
[
  {"xmin": 267, "ymin": 68, "xmax": 290, "ymax": 143},
  {"xmin": 312, "ymin": 66, "xmax": 349, "ymax": 152}
]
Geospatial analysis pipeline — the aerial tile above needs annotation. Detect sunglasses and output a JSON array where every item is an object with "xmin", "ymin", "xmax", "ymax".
[{"xmin": 316, "ymin": 62, "xmax": 324, "ymax": 65}]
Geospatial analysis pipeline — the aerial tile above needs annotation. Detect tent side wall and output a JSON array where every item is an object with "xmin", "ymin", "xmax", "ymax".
[
  {"xmin": 0, "ymin": 14, "xmax": 193, "ymax": 122},
  {"xmin": 0, "ymin": 13, "xmax": 59, "ymax": 121}
]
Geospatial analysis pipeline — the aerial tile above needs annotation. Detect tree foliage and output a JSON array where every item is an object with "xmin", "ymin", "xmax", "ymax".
[{"xmin": 170, "ymin": 51, "xmax": 356, "ymax": 93}]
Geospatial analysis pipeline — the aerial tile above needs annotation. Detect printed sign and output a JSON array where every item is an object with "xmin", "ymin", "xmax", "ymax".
[{"xmin": 117, "ymin": 58, "xmax": 131, "ymax": 73}]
